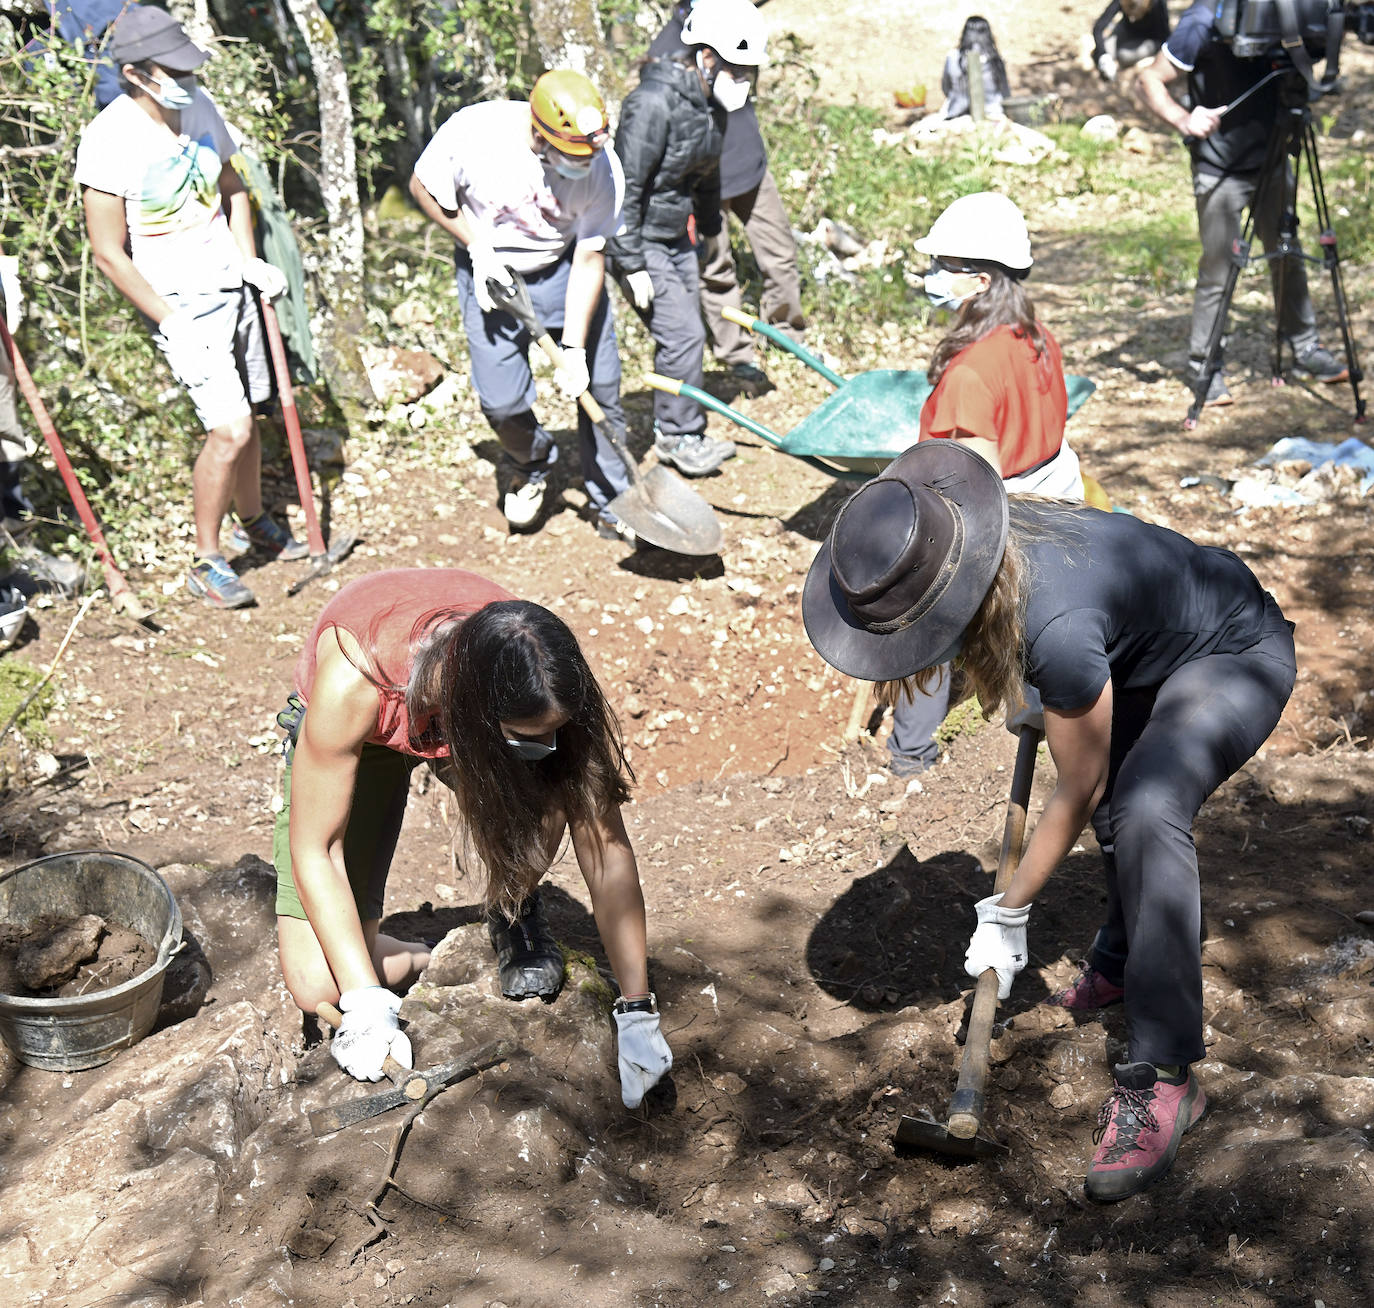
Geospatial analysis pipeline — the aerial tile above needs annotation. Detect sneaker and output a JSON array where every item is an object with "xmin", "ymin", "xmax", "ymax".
[
  {"xmin": 502, "ymin": 472, "xmax": 547, "ymax": 530},
  {"xmin": 729, "ymin": 361, "xmax": 773, "ymax": 396},
  {"xmin": 595, "ymin": 514, "xmax": 637, "ymax": 546},
  {"xmin": 654, "ymin": 432, "xmax": 737, "ymax": 478},
  {"xmin": 1048, "ymin": 961, "xmax": 1125, "ymax": 1011},
  {"xmin": 186, "ymin": 555, "xmax": 255, "ymax": 609},
  {"xmin": 1291, "ymin": 343, "xmax": 1349, "ymax": 383},
  {"xmin": 486, "ymin": 889, "xmax": 565, "ymax": 1002},
  {"xmin": 229, "ymin": 512, "xmax": 309, "ymax": 561},
  {"xmin": 1085, "ymin": 1062, "xmax": 1207, "ymax": 1202}
]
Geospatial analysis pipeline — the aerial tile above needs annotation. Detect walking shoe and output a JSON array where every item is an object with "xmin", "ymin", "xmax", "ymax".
[
  {"xmin": 729, "ymin": 361, "xmax": 773, "ymax": 396},
  {"xmin": 654, "ymin": 432, "xmax": 736, "ymax": 478},
  {"xmin": 229, "ymin": 512, "xmax": 309, "ymax": 561},
  {"xmin": 1291, "ymin": 343, "xmax": 1349, "ymax": 383},
  {"xmin": 1048, "ymin": 961, "xmax": 1125, "ymax": 1012},
  {"xmin": 186, "ymin": 555, "xmax": 255, "ymax": 609},
  {"xmin": 1085, "ymin": 1062, "xmax": 1207, "ymax": 1202},
  {"xmin": 486, "ymin": 889, "xmax": 565, "ymax": 1002},
  {"xmin": 502, "ymin": 471, "xmax": 547, "ymax": 530}
]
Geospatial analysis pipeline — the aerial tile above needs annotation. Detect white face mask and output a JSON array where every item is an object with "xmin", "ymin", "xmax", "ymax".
[
  {"xmin": 136, "ymin": 68, "xmax": 196, "ymax": 109},
  {"xmin": 924, "ymin": 267, "xmax": 978, "ymax": 311},
  {"xmin": 710, "ymin": 67, "xmax": 752, "ymax": 112}
]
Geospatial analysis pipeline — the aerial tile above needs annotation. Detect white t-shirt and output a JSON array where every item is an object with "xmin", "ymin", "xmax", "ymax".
[
  {"xmin": 412, "ymin": 100, "xmax": 624, "ymax": 275},
  {"xmin": 75, "ymin": 92, "xmax": 244, "ymax": 296}
]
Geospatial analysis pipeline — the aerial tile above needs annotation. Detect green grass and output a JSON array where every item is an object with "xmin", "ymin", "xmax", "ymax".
[{"xmin": 0, "ymin": 657, "xmax": 54, "ymax": 748}]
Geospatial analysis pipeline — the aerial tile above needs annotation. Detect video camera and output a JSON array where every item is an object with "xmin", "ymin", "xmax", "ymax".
[{"xmin": 1215, "ymin": 1, "xmax": 1374, "ymax": 85}]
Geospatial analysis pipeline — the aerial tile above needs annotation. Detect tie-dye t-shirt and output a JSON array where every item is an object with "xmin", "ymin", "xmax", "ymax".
[{"xmin": 75, "ymin": 92, "xmax": 243, "ymax": 295}]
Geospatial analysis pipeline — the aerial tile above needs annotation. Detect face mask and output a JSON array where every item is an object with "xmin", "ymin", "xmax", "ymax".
[
  {"xmin": 542, "ymin": 145, "xmax": 593, "ymax": 181},
  {"xmin": 506, "ymin": 731, "xmax": 558, "ymax": 761},
  {"xmin": 924, "ymin": 267, "xmax": 977, "ymax": 311},
  {"xmin": 711, "ymin": 68, "xmax": 752, "ymax": 112},
  {"xmin": 137, "ymin": 69, "xmax": 196, "ymax": 109}
]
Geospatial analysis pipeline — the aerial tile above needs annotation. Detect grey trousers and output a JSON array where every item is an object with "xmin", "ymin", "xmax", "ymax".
[
  {"xmin": 1189, "ymin": 165, "xmax": 1319, "ymax": 366},
  {"xmin": 887, "ymin": 665, "xmax": 951, "ymax": 772},
  {"xmin": 699, "ymin": 170, "xmax": 805, "ymax": 368},
  {"xmin": 455, "ymin": 249, "xmax": 629, "ymax": 515},
  {"xmin": 642, "ymin": 236, "xmax": 708, "ymax": 438},
  {"xmin": 1086, "ymin": 618, "xmax": 1297, "ymax": 1067}
]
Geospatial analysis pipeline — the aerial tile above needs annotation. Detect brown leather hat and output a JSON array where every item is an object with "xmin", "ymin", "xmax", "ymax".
[{"xmin": 802, "ymin": 442, "xmax": 1008, "ymax": 680}]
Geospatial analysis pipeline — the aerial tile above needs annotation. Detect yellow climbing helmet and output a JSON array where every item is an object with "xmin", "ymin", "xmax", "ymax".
[{"xmin": 530, "ymin": 69, "xmax": 609, "ymax": 158}]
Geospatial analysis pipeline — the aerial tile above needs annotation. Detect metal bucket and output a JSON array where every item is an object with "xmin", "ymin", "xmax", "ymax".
[{"xmin": 0, "ymin": 850, "xmax": 183, "ymax": 1071}]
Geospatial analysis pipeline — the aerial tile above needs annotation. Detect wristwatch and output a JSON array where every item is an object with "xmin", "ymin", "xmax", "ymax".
[{"xmin": 613, "ymin": 993, "xmax": 657, "ymax": 1015}]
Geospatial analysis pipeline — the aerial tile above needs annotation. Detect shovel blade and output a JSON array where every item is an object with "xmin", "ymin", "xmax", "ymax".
[
  {"xmin": 895, "ymin": 1113, "xmax": 1008, "ymax": 1159},
  {"xmin": 610, "ymin": 467, "xmax": 722, "ymax": 556},
  {"xmin": 287, "ymin": 532, "xmax": 359, "ymax": 597},
  {"xmin": 310, "ymin": 1084, "xmax": 410, "ymax": 1136}
]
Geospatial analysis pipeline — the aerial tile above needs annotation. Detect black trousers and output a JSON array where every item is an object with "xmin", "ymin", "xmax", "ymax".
[{"xmin": 1087, "ymin": 617, "xmax": 1297, "ymax": 1066}]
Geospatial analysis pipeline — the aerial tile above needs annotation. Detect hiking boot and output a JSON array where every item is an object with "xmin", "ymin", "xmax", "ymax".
[
  {"xmin": 1291, "ymin": 343, "xmax": 1349, "ymax": 383},
  {"xmin": 1048, "ymin": 961, "xmax": 1125, "ymax": 1012},
  {"xmin": 654, "ymin": 432, "xmax": 736, "ymax": 478},
  {"xmin": 729, "ymin": 361, "xmax": 773, "ymax": 396},
  {"xmin": 502, "ymin": 471, "xmax": 547, "ymax": 530},
  {"xmin": 1085, "ymin": 1062, "xmax": 1207, "ymax": 1202},
  {"xmin": 229, "ymin": 512, "xmax": 309, "ymax": 561},
  {"xmin": 486, "ymin": 889, "xmax": 565, "ymax": 1002},
  {"xmin": 186, "ymin": 555, "xmax": 255, "ymax": 609}
]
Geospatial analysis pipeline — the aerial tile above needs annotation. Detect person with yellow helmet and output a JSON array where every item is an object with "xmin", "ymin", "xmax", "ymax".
[{"xmin": 410, "ymin": 70, "xmax": 635, "ymax": 540}]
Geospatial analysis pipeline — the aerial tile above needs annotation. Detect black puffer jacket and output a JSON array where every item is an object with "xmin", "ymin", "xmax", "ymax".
[{"xmin": 606, "ymin": 57, "xmax": 723, "ymax": 275}]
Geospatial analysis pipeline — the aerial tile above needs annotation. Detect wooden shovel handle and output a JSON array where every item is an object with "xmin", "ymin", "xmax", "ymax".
[
  {"xmin": 532, "ymin": 332, "xmax": 607, "ymax": 425},
  {"xmin": 315, "ymin": 1000, "xmax": 422, "ymax": 1093}
]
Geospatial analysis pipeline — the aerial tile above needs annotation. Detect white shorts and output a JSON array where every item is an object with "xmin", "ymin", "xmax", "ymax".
[{"xmin": 153, "ymin": 286, "xmax": 272, "ymax": 432}]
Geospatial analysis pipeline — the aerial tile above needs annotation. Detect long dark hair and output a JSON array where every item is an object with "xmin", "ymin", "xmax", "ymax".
[
  {"xmin": 927, "ymin": 265, "xmax": 1050, "ymax": 386},
  {"xmin": 405, "ymin": 600, "xmax": 632, "ymax": 918},
  {"xmin": 959, "ymin": 16, "xmax": 1011, "ymax": 97}
]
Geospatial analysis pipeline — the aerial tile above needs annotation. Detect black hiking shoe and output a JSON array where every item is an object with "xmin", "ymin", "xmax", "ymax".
[{"xmin": 486, "ymin": 889, "xmax": 565, "ymax": 1002}]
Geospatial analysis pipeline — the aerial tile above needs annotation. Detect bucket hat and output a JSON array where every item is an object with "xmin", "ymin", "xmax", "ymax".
[
  {"xmin": 109, "ymin": 6, "xmax": 209, "ymax": 71},
  {"xmin": 802, "ymin": 442, "xmax": 1008, "ymax": 681}
]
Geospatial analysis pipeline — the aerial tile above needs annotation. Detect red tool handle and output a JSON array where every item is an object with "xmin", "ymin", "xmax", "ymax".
[
  {"xmin": 257, "ymin": 298, "xmax": 326, "ymax": 557},
  {"xmin": 0, "ymin": 315, "xmax": 135, "ymax": 607}
]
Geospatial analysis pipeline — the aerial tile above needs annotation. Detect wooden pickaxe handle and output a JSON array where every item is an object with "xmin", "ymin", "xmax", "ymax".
[{"xmin": 316, "ymin": 1001, "xmax": 428, "ymax": 1099}]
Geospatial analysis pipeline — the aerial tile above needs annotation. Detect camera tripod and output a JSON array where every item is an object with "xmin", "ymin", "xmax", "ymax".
[{"xmin": 1186, "ymin": 70, "xmax": 1366, "ymax": 428}]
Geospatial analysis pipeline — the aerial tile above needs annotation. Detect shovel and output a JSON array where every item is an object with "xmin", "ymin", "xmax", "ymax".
[
  {"xmin": 257, "ymin": 298, "xmax": 358, "ymax": 595},
  {"xmin": 481, "ymin": 272, "xmax": 722, "ymax": 556},
  {"xmin": 309, "ymin": 1001, "xmax": 513, "ymax": 1136},
  {"xmin": 896, "ymin": 723, "xmax": 1041, "ymax": 1159}
]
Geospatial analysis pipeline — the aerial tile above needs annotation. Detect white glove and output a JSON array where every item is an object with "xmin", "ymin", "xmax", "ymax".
[
  {"xmin": 0, "ymin": 255, "xmax": 21, "ymax": 332},
  {"xmin": 241, "ymin": 255, "xmax": 287, "ymax": 301},
  {"xmin": 554, "ymin": 346, "xmax": 589, "ymax": 399},
  {"xmin": 156, "ymin": 307, "xmax": 216, "ymax": 387},
  {"xmin": 614, "ymin": 1003, "xmax": 672, "ymax": 1108},
  {"xmin": 964, "ymin": 893, "xmax": 1031, "ymax": 1000},
  {"xmin": 468, "ymin": 239, "xmax": 514, "ymax": 314},
  {"xmin": 625, "ymin": 270, "xmax": 655, "ymax": 311},
  {"xmin": 331, "ymin": 986, "xmax": 414, "ymax": 1082}
]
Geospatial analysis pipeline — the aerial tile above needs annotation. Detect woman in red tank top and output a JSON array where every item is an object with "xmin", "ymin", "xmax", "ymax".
[{"xmin": 273, "ymin": 568, "xmax": 671, "ymax": 1109}]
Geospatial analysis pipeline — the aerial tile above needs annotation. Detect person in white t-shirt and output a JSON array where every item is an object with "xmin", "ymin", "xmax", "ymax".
[
  {"xmin": 409, "ymin": 70, "xmax": 634, "ymax": 539},
  {"xmin": 76, "ymin": 6, "xmax": 302, "ymax": 610}
]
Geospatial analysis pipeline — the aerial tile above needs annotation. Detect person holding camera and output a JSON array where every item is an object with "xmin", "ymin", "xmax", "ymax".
[{"xmin": 1136, "ymin": 1, "xmax": 1347, "ymax": 405}]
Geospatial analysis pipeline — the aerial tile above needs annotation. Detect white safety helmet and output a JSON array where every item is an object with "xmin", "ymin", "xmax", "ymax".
[
  {"xmin": 681, "ymin": 0, "xmax": 768, "ymax": 67},
  {"xmin": 913, "ymin": 192, "xmax": 1034, "ymax": 273}
]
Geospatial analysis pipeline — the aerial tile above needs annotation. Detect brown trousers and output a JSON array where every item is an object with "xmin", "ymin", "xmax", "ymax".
[{"xmin": 699, "ymin": 169, "xmax": 805, "ymax": 367}]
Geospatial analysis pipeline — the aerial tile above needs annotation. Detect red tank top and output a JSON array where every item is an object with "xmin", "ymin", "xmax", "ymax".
[{"xmin": 292, "ymin": 569, "xmax": 516, "ymax": 758}]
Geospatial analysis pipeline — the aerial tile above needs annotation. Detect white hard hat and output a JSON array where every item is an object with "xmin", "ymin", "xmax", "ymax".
[
  {"xmin": 913, "ymin": 193, "xmax": 1034, "ymax": 272},
  {"xmin": 682, "ymin": 0, "xmax": 768, "ymax": 67}
]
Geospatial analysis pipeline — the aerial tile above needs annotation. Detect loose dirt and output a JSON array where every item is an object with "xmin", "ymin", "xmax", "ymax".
[{"xmin": 1, "ymin": 6, "xmax": 1373, "ymax": 1306}]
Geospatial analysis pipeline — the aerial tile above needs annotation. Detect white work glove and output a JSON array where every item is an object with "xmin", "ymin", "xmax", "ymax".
[
  {"xmin": 625, "ymin": 269, "xmax": 655, "ymax": 311},
  {"xmin": 331, "ymin": 986, "xmax": 414, "ymax": 1082},
  {"xmin": 241, "ymin": 255, "xmax": 287, "ymax": 301},
  {"xmin": 156, "ymin": 307, "xmax": 216, "ymax": 387},
  {"xmin": 467, "ymin": 239, "xmax": 514, "ymax": 314},
  {"xmin": 554, "ymin": 345, "xmax": 589, "ymax": 399},
  {"xmin": 0, "ymin": 254, "xmax": 21, "ymax": 332},
  {"xmin": 964, "ymin": 893, "xmax": 1032, "ymax": 1000},
  {"xmin": 614, "ymin": 1002, "xmax": 673, "ymax": 1108}
]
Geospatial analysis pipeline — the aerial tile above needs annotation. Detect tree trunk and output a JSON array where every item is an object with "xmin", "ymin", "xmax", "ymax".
[
  {"xmin": 281, "ymin": 0, "xmax": 375, "ymax": 415},
  {"xmin": 526, "ymin": 0, "xmax": 623, "ymax": 109}
]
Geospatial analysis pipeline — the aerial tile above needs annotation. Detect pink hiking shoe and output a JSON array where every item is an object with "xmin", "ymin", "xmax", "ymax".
[
  {"xmin": 1048, "ymin": 961, "xmax": 1124, "ymax": 1011},
  {"xmin": 1085, "ymin": 1062, "xmax": 1207, "ymax": 1202}
]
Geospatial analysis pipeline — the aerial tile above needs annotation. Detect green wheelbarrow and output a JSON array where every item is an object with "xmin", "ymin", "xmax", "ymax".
[{"xmin": 645, "ymin": 306, "xmax": 1098, "ymax": 482}]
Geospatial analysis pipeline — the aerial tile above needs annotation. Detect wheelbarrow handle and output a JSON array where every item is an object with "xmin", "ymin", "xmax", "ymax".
[{"xmin": 720, "ymin": 305, "xmax": 846, "ymax": 387}]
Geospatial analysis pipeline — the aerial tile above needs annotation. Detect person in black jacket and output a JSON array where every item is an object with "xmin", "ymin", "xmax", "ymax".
[{"xmin": 608, "ymin": 0, "xmax": 766, "ymax": 477}]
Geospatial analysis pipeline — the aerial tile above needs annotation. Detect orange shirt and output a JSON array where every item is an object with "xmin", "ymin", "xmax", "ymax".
[
  {"xmin": 919, "ymin": 324, "xmax": 1068, "ymax": 478},
  {"xmin": 293, "ymin": 569, "xmax": 515, "ymax": 758}
]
